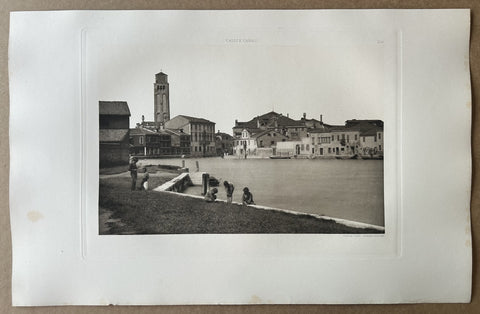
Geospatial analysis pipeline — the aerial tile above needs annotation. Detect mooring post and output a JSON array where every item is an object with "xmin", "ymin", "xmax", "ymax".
[
  {"xmin": 196, "ymin": 160, "xmax": 199, "ymax": 172},
  {"xmin": 202, "ymin": 173, "xmax": 209, "ymax": 195}
]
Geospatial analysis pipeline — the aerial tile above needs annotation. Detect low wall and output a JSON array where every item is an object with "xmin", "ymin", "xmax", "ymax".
[
  {"xmin": 155, "ymin": 186, "xmax": 385, "ymax": 232},
  {"xmin": 153, "ymin": 173, "xmax": 193, "ymax": 192}
]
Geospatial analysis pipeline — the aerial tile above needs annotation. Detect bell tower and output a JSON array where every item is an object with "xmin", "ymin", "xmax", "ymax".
[{"xmin": 154, "ymin": 72, "xmax": 170, "ymax": 125}]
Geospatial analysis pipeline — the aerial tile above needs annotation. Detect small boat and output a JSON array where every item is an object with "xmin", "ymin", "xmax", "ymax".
[
  {"xmin": 269, "ymin": 156, "xmax": 291, "ymax": 159},
  {"xmin": 208, "ymin": 176, "xmax": 220, "ymax": 186}
]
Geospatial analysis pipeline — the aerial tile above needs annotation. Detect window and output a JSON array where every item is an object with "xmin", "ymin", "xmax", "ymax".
[
  {"xmin": 374, "ymin": 136, "xmax": 377, "ymax": 142},
  {"xmin": 363, "ymin": 137, "xmax": 365, "ymax": 142},
  {"xmin": 320, "ymin": 148, "xmax": 323, "ymax": 155},
  {"xmin": 301, "ymin": 144, "xmax": 305, "ymax": 151},
  {"xmin": 306, "ymin": 144, "xmax": 310, "ymax": 151},
  {"xmin": 347, "ymin": 135, "xmax": 349, "ymax": 143},
  {"xmin": 355, "ymin": 134, "xmax": 358, "ymax": 141},
  {"xmin": 139, "ymin": 136, "xmax": 144, "ymax": 144},
  {"xmin": 379, "ymin": 144, "xmax": 382, "ymax": 151},
  {"xmin": 342, "ymin": 134, "xmax": 345, "ymax": 140},
  {"xmin": 378, "ymin": 133, "xmax": 382, "ymax": 140},
  {"xmin": 332, "ymin": 135, "xmax": 334, "ymax": 141},
  {"xmin": 328, "ymin": 148, "xmax": 331, "ymax": 153},
  {"xmin": 259, "ymin": 140, "xmax": 263, "ymax": 147},
  {"xmin": 199, "ymin": 146, "xmax": 202, "ymax": 152},
  {"xmin": 194, "ymin": 146, "xmax": 197, "ymax": 152},
  {"xmin": 312, "ymin": 137, "xmax": 315, "ymax": 144},
  {"xmin": 337, "ymin": 135, "xmax": 340, "ymax": 141}
]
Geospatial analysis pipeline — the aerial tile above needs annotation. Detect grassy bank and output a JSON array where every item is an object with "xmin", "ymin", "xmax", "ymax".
[{"xmin": 99, "ymin": 173, "xmax": 383, "ymax": 234}]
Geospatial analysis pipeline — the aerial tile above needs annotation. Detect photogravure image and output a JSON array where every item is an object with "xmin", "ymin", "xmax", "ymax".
[{"xmin": 97, "ymin": 34, "xmax": 386, "ymax": 235}]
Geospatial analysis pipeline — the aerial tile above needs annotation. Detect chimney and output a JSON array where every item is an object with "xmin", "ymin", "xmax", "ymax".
[
  {"xmin": 141, "ymin": 115, "xmax": 145, "ymax": 123},
  {"xmin": 287, "ymin": 113, "xmax": 289, "ymax": 118},
  {"xmin": 235, "ymin": 119, "xmax": 238, "ymax": 126},
  {"xmin": 303, "ymin": 112, "xmax": 306, "ymax": 119},
  {"xmin": 320, "ymin": 114, "xmax": 323, "ymax": 123}
]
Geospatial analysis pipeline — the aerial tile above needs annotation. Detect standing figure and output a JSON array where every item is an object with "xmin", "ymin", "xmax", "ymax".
[
  {"xmin": 242, "ymin": 187, "xmax": 255, "ymax": 205},
  {"xmin": 223, "ymin": 180, "xmax": 235, "ymax": 203},
  {"xmin": 129, "ymin": 157, "xmax": 138, "ymax": 191}
]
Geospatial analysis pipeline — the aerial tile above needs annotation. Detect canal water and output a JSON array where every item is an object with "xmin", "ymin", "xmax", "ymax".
[{"xmin": 140, "ymin": 157, "xmax": 384, "ymax": 227}]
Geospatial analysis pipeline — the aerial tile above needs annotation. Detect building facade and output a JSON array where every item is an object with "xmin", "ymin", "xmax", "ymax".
[
  {"xmin": 308, "ymin": 121, "xmax": 384, "ymax": 158},
  {"xmin": 164, "ymin": 129, "xmax": 191, "ymax": 156},
  {"xmin": 233, "ymin": 114, "xmax": 385, "ymax": 159},
  {"xmin": 129, "ymin": 127, "xmax": 172, "ymax": 156},
  {"xmin": 233, "ymin": 111, "xmax": 307, "ymax": 139},
  {"xmin": 165, "ymin": 115, "xmax": 216, "ymax": 156},
  {"xmin": 99, "ymin": 101, "xmax": 131, "ymax": 167}
]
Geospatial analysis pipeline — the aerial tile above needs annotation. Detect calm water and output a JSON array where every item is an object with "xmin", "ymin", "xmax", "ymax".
[{"xmin": 140, "ymin": 157, "xmax": 384, "ymax": 227}]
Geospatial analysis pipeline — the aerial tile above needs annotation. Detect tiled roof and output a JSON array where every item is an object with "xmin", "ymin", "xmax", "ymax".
[
  {"xmin": 130, "ymin": 128, "xmax": 170, "ymax": 136},
  {"xmin": 178, "ymin": 115, "xmax": 215, "ymax": 124},
  {"xmin": 251, "ymin": 130, "xmax": 288, "ymax": 139},
  {"xmin": 346, "ymin": 119, "xmax": 383, "ymax": 128},
  {"xmin": 164, "ymin": 129, "xmax": 189, "ymax": 137},
  {"xmin": 360, "ymin": 126, "xmax": 382, "ymax": 136},
  {"xmin": 99, "ymin": 129, "xmax": 129, "ymax": 142},
  {"xmin": 309, "ymin": 127, "xmax": 332, "ymax": 134},
  {"xmin": 99, "ymin": 101, "xmax": 131, "ymax": 116},
  {"xmin": 234, "ymin": 111, "xmax": 304, "ymax": 129}
]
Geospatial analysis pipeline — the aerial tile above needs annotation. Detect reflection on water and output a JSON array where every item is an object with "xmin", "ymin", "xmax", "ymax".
[{"xmin": 140, "ymin": 157, "xmax": 384, "ymax": 227}]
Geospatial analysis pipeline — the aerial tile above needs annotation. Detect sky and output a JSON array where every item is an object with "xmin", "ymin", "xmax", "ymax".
[{"xmin": 91, "ymin": 14, "xmax": 386, "ymax": 134}]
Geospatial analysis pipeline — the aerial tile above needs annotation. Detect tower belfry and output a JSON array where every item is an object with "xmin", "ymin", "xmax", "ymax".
[{"xmin": 154, "ymin": 72, "xmax": 170, "ymax": 125}]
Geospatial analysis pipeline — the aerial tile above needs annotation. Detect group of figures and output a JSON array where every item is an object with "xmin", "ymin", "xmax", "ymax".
[
  {"xmin": 129, "ymin": 157, "xmax": 149, "ymax": 191},
  {"xmin": 128, "ymin": 158, "xmax": 256, "ymax": 206},
  {"xmin": 204, "ymin": 181, "xmax": 255, "ymax": 206}
]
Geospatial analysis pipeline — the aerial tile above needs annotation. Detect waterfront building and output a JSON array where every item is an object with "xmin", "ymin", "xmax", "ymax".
[
  {"xmin": 215, "ymin": 131, "xmax": 234, "ymax": 156},
  {"xmin": 99, "ymin": 101, "xmax": 131, "ymax": 167},
  {"xmin": 232, "ymin": 128, "xmax": 290, "ymax": 158},
  {"xmin": 233, "ymin": 110, "xmax": 385, "ymax": 159},
  {"xmin": 164, "ymin": 129, "xmax": 191, "ymax": 156},
  {"xmin": 232, "ymin": 129, "xmax": 257, "ymax": 157},
  {"xmin": 165, "ymin": 115, "xmax": 216, "ymax": 157},
  {"xmin": 129, "ymin": 127, "xmax": 172, "ymax": 156},
  {"xmin": 359, "ymin": 126, "xmax": 384, "ymax": 156},
  {"xmin": 308, "ymin": 120, "xmax": 383, "ymax": 158},
  {"xmin": 309, "ymin": 127, "xmax": 361, "ymax": 157},
  {"xmin": 233, "ymin": 111, "xmax": 307, "ymax": 140}
]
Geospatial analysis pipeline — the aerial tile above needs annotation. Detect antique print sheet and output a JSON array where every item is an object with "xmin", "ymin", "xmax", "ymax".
[{"xmin": 9, "ymin": 10, "xmax": 471, "ymax": 305}]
